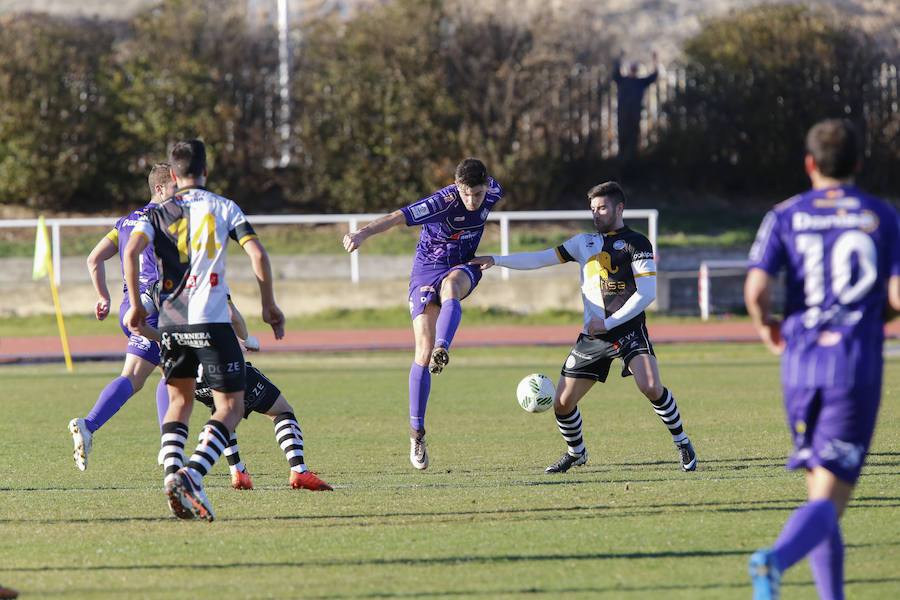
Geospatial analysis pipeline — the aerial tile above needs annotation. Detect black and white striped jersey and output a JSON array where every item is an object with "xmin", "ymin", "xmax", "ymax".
[{"xmin": 134, "ymin": 186, "xmax": 257, "ymax": 327}]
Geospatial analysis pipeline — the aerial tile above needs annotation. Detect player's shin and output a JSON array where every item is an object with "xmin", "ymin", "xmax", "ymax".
[
  {"xmin": 434, "ymin": 298, "xmax": 462, "ymax": 350},
  {"xmin": 809, "ymin": 526, "xmax": 845, "ymax": 600},
  {"xmin": 555, "ymin": 407, "xmax": 586, "ymax": 456},
  {"xmin": 771, "ymin": 499, "xmax": 838, "ymax": 572},
  {"xmin": 408, "ymin": 363, "xmax": 431, "ymax": 432},
  {"xmin": 649, "ymin": 387, "xmax": 687, "ymax": 442},
  {"xmin": 273, "ymin": 412, "xmax": 306, "ymax": 472},
  {"xmin": 155, "ymin": 378, "xmax": 169, "ymax": 431},
  {"xmin": 85, "ymin": 376, "xmax": 134, "ymax": 433},
  {"xmin": 223, "ymin": 433, "xmax": 247, "ymax": 474},
  {"xmin": 184, "ymin": 420, "xmax": 230, "ymax": 484},
  {"xmin": 160, "ymin": 422, "xmax": 189, "ymax": 480}
]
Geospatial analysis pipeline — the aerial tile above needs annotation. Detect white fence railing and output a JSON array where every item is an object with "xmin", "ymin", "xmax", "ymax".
[
  {"xmin": 0, "ymin": 210, "xmax": 658, "ymax": 285},
  {"xmin": 698, "ymin": 259, "xmax": 749, "ymax": 321}
]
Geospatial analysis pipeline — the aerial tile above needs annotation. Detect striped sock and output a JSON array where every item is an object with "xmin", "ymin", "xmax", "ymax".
[
  {"xmin": 223, "ymin": 433, "xmax": 246, "ymax": 474},
  {"xmin": 274, "ymin": 412, "xmax": 307, "ymax": 474},
  {"xmin": 160, "ymin": 422, "xmax": 188, "ymax": 478},
  {"xmin": 650, "ymin": 387, "xmax": 687, "ymax": 443},
  {"xmin": 185, "ymin": 420, "xmax": 230, "ymax": 484},
  {"xmin": 555, "ymin": 407, "xmax": 585, "ymax": 456}
]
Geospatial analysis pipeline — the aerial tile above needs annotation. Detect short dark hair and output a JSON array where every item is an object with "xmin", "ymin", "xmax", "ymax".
[
  {"xmin": 147, "ymin": 162, "xmax": 171, "ymax": 195},
  {"xmin": 454, "ymin": 158, "xmax": 488, "ymax": 188},
  {"xmin": 170, "ymin": 139, "xmax": 207, "ymax": 178},
  {"xmin": 805, "ymin": 119, "xmax": 861, "ymax": 179},
  {"xmin": 587, "ymin": 181, "xmax": 627, "ymax": 207}
]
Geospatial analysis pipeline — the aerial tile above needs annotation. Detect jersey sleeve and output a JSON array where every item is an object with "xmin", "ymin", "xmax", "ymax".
[
  {"xmin": 486, "ymin": 177, "xmax": 504, "ymax": 202},
  {"xmin": 105, "ymin": 228, "xmax": 118, "ymax": 245},
  {"xmin": 556, "ymin": 234, "xmax": 584, "ymax": 263},
  {"xmin": 401, "ymin": 189, "xmax": 455, "ymax": 226},
  {"xmin": 630, "ymin": 235, "xmax": 656, "ymax": 278},
  {"xmin": 225, "ymin": 200, "xmax": 257, "ymax": 246},
  {"xmin": 133, "ymin": 213, "xmax": 155, "ymax": 243},
  {"xmin": 748, "ymin": 210, "xmax": 786, "ymax": 275}
]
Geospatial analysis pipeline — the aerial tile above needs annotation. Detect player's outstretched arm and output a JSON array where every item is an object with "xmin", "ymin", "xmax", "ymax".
[
  {"xmin": 744, "ymin": 267, "xmax": 784, "ymax": 355},
  {"xmin": 342, "ymin": 210, "xmax": 405, "ymax": 253},
  {"xmin": 122, "ymin": 232, "xmax": 150, "ymax": 332},
  {"xmin": 86, "ymin": 236, "xmax": 117, "ymax": 321},
  {"xmin": 469, "ymin": 256, "xmax": 495, "ymax": 270},
  {"xmin": 242, "ymin": 238, "xmax": 285, "ymax": 340},
  {"xmin": 489, "ymin": 248, "xmax": 564, "ymax": 271}
]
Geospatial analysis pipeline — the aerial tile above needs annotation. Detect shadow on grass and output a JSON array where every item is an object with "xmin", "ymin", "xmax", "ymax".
[
  {"xmin": 5, "ymin": 496, "xmax": 900, "ymax": 527},
  {"xmin": 5, "ymin": 547, "xmax": 900, "ymax": 576}
]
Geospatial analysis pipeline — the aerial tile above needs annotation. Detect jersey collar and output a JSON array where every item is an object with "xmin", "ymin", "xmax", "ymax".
[
  {"xmin": 604, "ymin": 226, "xmax": 630, "ymax": 237},
  {"xmin": 175, "ymin": 185, "xmax": 207, "ymax": 195}
]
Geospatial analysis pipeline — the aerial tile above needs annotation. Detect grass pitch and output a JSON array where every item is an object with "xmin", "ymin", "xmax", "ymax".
[{"xmin": 1, "ymin": 343, "xmax": 898, "ymax": 599}]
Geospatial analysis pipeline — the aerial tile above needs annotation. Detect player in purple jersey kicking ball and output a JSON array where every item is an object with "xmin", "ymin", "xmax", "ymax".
[
  {"xmin": 68, "ymin": 163, "xmax": 176, "ymax": 471},
  {"xmin": 744, "ymin": 119, "xmax": 900, "ymax": 600},
  {"xmin": 342, "ymin": 158, "xmax": 503, "ymax": 470}
]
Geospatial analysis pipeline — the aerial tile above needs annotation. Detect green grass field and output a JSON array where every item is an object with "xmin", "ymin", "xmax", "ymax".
[{"xmin": 1, "ymin": 344, "xmax": 898, "ymax": 599}]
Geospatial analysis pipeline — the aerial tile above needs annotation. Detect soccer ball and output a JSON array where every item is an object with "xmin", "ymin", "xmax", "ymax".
[{"xmin": 516, "ymin": 373, "xmax": 555, "ymax": 413}]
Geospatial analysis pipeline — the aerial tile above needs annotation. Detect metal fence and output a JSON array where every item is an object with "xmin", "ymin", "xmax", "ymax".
[
  {"xmin": 523, "ymin": 62, "xmax": 899, "ymax": 159},
  {"xmin": 0, "ymin": 209, "xmax": 658, "ymax": 286}
]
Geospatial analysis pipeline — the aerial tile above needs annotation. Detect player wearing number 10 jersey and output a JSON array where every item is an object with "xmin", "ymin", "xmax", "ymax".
[
  {"xmin": 745, "ymin": 119, "xmax": 900, "ymax": 600},
  {"xmin": 125, "ymin": 139, "xmax": 285, "ymax": 521}
]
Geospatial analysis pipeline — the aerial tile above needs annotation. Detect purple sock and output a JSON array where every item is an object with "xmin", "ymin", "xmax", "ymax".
[
  {"xmin": 809, "ymin": 526, "xmax": 845, "ymax": 600},
  {"xmin": 84, "ymin": 376, "xmax": 134, "ymax": 433},
  {"xmin": 435, "ymin": 299, "xmax": 462, "ymax": 349},
  {"xmin": 408, "ymin": 362, "xmax": 431, "ymax": 431},
  {"xmin": 155, "ymin": 378, "xmax": 170, "ymax": 431},
  {"xmin": 772, "ymin": 499, "xmax": 838, "ymax": 572}
]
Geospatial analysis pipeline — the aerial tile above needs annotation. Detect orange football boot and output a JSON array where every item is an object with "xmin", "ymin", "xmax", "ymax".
[
  {"xmin": 290, "ymin": 470, "xmax": 333, "ymax": 491},
  {"xmin": 231, "ymin": 469, "xmax": 254, "ymax": 490}
]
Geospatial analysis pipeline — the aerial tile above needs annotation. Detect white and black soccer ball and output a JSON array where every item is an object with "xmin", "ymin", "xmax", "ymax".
[{"xmin": 516, "ymin": 373, "xmax": 555, "ymax": 413}]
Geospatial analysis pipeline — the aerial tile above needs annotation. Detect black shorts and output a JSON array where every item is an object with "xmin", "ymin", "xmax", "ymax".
[
  {"xmin": 160, "ymin": 323, "xmax": 245, "ymax": 393},
  {"xmin": 196, "ymin": 363, "xmax": 281, "ymax": 418},
  {"xmin": 560, "ymin": 321, "xmax": 655, "ymax": 383}
]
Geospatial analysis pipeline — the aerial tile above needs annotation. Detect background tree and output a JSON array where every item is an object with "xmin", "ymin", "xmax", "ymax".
[
  {"xmin": 114, "ymin": 0, "xmax": 281, "ymax": 208},
  {"xmin": 441, "ymin": 1, "xmax": 616, "ymax": 208},
  {"xmin": 290, "ymin": 0, "xmax": 460, "ymax": 212},
  {"xmin": 0, "ymin": 14, "xmax": 126, "ymax": 210},
  {"xmin": 656, "ymin": 4, "xmax": 890, "ymax": 194}
]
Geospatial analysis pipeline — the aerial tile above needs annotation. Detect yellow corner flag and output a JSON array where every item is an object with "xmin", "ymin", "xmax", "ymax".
[{"xmin": 33, "ymin": 216, "xmax": 74, "ymax": 372}]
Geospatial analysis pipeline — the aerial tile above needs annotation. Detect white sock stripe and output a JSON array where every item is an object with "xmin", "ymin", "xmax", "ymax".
[
  {"xmin": 285, "ymin": 449, "xmax": 305, "ymax": 460},
  {"xmin": 161, "ymin": 432, "xmax": 187, "ymax": 444},
  {"xmin": 653, "ymin": 404, "xmax": 678, "ymax": 417},
  {"xmin": 666, "ymin": 418, "xmax": 684, "ymax": 431},
  {"xmin": 659, "ymin": 410, "xmax": 681, "ymax": 424},
  {"xmin": 280, "ymin": 439, "xmax": 304, "ymax": 451},
  {"xmin": 275, "ymin": 419, "xmax": 300, "ymax": 433},
  {"xmin": 555, "ymin": 410, "xmax": 581, "ymax": 425},
  {"xmin": 655, "ymin": 407, "xmax": 679, "ymax": 421},
  {"xmin": 654, "ymin": 397, "xmax": 675, "ymax": 412},
  {"xmin": 557, "ymin": 419, "xmax": 583, "ymax": 432},
  {"xmin": 201, "ymin": 427, "xmax": 229, "ymax": 449},
  {"xmin": 223, "ymin": 445, "xmax": 240, "ymax": 456},
  {"xmin": 189, "ymin": 456, "xmax": 214, "ymax": 472}
]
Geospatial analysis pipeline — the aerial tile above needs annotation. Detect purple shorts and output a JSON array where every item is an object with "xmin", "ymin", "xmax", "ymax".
[
  {"xmin": 118, "ymin": 301, "xmax": 161, "ymax": 366},
  {"xmin": 783, "ymin": 384, "xmax": 882, "ymax": 484},
  {"xmin": 407, "ymin": 264, "xmax": 482, "ymax": 319}
]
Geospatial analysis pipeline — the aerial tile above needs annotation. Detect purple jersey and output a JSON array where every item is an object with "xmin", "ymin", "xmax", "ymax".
[
  {"xmin": 749, "ymin": 185, "xmax": 900, "ymax": 388},
  {"xmin": 108, "ymin": 203, "xmax": 160, "ymax": 297},
  {"xmin": 400, "ymin": 177, "xmax": 503, "ymax": 273}
]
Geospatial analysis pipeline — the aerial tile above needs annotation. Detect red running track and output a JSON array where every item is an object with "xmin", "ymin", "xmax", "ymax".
[{"xmin": 3, "ymin": 321, "xmax": 900, "ymax": 364}]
